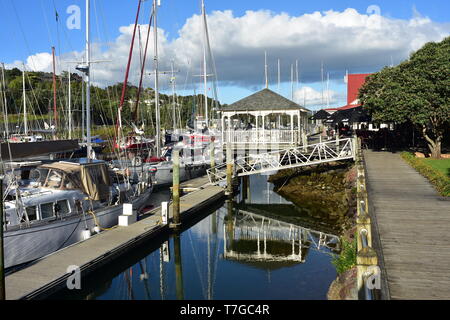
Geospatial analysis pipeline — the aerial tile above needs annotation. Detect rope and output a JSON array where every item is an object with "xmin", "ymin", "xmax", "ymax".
[{"xmin": 87, "ymin": 210, "xmax": 116, "ymax": 231}]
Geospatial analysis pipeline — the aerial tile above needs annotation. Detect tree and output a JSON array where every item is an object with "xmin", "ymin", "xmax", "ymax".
[{"xmin": 359, "ymin": 37, "xmax": 450, "ymax": 158}]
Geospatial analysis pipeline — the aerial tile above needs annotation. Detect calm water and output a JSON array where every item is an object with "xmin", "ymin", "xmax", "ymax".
[{"xmin": 53, "ymin": 174, "xmax": 339, "ymax": 300}]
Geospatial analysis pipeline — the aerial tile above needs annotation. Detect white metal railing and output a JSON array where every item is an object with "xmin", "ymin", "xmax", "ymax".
[
  {"xmin": 224, "ymin": 129, "xmax": 301, "ymax": 145},
  {"xmin": 207, "ymin": 137, "xmax": 356, "ymax": 184}
]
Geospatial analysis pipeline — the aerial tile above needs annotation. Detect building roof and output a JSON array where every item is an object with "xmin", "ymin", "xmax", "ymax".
[
  {"xmin": 346, "ymin": 73, "xmax": 372, "ymax": 105},
  {"xmin": 221, "ymin": 88, "xmax": 310, "ymax": 113}
]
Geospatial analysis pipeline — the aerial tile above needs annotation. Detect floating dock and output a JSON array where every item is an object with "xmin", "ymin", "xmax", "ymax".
[{"xmin": 5, "ymin": 176, "xmax": 224, "ymax": 300}]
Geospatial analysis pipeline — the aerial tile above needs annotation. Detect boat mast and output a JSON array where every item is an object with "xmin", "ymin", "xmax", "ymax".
[
  {"xmin": 171, "ymin": 60, "xmax": 176, "ymax": 130},
  {"xmin": 201, "ymin": 0, "xmax": 208, "ymax": 127},
  {"xmin": 68, "ymin": 67, "xmax": 72, "ymax": 139},
  {"xmin": 85, "ymin": 0, "xmax": 92, "ymax": 159},
  {"xmin": 22, "ymin": 64, "xmax": 28, "ymax": 136},
  {"xmin": 153, "ymin": 0, "xmax": 161, "ymax": 157},
  {"xmin": 277, "ymin": 58, "xmax": 280, "ymax": 93},
  {"xmin": 264, "ymin": 51, "xmax": 268, "ymax": 89},
  {"xmin": 52, "ymin": 46, "xmax": 58, "ymax": 130},
  {"xmin": 0, "ymin": 63, "xmax": 9, "ymax": 139}
]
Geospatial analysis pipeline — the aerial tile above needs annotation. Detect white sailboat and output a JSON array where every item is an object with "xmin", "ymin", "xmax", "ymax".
[{"xmin": 1, "ymin": 0, "xmax": 154, "ymax": 270}]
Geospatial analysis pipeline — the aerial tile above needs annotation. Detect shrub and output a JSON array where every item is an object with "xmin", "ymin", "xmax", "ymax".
[{"xmin": 332, "ymin": 237, "xmax": 357, "ymax": 275}]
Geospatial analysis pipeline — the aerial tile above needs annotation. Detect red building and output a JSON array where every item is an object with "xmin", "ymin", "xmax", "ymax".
[{"xmin": 325, "ymin": 73, "xmax": 372, "ymax": 113}]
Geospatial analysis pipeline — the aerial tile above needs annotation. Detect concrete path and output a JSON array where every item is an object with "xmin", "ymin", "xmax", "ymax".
[{"xmin": 364, "ymin": 151, "xmax": 450, "ymax": 300}]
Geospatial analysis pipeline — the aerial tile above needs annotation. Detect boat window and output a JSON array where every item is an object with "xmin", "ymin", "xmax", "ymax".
[
  {"xmin": 40, "ymin": 203, "xmax": 55, "ymax": 219},
  {"xmin": 62, "ymin": 176, "xmax": 76, "ymax": 189},
  {"xmin": 30, "ymin": 169, "xmax": 49, "ymax": 186},
  {"xmin": 55, "ymin": 200, "xmax": 71, "ymax": 216},
  {"xmin": 25, "ymin": 206, "xmax": 38, "ymax": 221},
  {"xmin": 46, "ymin": 170, "xmax": 63, "ymax": 189}
]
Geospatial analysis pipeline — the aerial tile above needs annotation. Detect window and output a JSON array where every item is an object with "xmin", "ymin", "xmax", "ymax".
[
  {"xmin": 40, "ymin": 203, "xmax": 55, "ymax": 219},
  {"xmin": 63, "ymin": 176, "xmax": 76, "ymax": 189},
  {"xmin": 46, "ymin": 170, "xmax": 63, "ymax": 189},
  {"xmin": 25, "ymin": 206, "xmax": 38, "ymax": 221},
  {"xmin": 55, "ymin": 200, "xmax": 71, "ymax": 216}
]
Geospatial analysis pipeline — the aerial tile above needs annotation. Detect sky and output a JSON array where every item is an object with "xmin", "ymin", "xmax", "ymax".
[{"xmin": 0, "ymin": 0, "xmax": 449, "ymax": 109}]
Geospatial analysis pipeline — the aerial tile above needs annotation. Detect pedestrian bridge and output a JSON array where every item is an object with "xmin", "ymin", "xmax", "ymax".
[{"xmin": 207, "ymin": 137, "xmax": 357, "ymax": 184}]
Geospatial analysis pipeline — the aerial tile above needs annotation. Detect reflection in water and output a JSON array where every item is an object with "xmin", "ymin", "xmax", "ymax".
[{"xmin": 53, "ymin": 174, "xmax": 339, "ymax": 300}]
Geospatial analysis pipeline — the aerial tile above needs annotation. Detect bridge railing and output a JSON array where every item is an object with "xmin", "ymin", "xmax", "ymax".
[
  {"xmin": 206, "ymin": 138, "xmax": 357, "ymax": 184},
  {"xmin": 355, "ymin": 138, "xmax": 380, "ymax": 300}
]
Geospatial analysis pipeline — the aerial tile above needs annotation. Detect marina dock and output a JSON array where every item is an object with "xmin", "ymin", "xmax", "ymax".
[
  {"xmin": 364, "ymin": 151, "xmax": 450, "ymax": 299},
  {"xmin": 5, "ymin": 176, "xmax": 224, "ymax": 300}
]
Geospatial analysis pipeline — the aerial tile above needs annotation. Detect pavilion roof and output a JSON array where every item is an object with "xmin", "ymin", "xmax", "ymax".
[{"xmin": 220, "ymin": 88, "xmax": 311, "ymax": 113}]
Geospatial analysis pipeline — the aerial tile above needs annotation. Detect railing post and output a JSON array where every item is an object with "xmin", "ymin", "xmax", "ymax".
[{"xmin": 171, "ymin": 148, "xmax": 181, "ymax": 229}]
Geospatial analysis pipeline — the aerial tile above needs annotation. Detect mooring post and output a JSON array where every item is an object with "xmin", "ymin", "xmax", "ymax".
[
  {"xmin": 226, "ymin": 143, "xmax": 233, "ymax": 197},
  {"xmin": 336, "ymin": 132, "xmax": 340, "ymax": 153},
  {"xmin": 302, "ymin": 130, "xmax": 307, "ymax": 152},
  {"xmin": 173, "ymin": 232, "xmax": 185, "ymax": 300},
  {"xmin": 353, "ymin": 136, "xmax": 358, "ymax": 161},
  {"xmin": 0, "ymin": 174, "xmax": 5, "ymax": 300},
  {"xmin": 172, "ymin": 148, "xmax": 181, "ymax": 228},
  {"xmin": 210, "ymin": 141, "xmax": 215, "ymax": 183}
]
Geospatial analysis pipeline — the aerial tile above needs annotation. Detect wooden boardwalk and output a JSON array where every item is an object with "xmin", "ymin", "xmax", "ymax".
[
  {"xmin": 364, "ymin": 151, "xmax": 450, "ymax": 300},
  {"xmin": 5, "ymin": 178, "xmax": 224, "ymax": 300}
]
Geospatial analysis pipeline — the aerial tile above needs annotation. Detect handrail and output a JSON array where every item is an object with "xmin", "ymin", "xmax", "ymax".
[{"xmin": 356, "ymin": 136, "xmax": 380, "ymax": 300}]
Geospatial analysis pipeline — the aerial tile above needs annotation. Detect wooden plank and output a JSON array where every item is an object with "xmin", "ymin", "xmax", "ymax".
[{"xmin": 364, "ymin": 150, "xmax": 450, "ymax": 300}]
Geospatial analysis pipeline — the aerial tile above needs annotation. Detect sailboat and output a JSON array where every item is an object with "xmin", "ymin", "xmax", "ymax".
[
  {"xmin": 142, "ymin": 0, "xmax": 223, "ymax": 187},
  {"xmin": 1, "ymin": 0, "xmax": 154, "ymax": 270}
]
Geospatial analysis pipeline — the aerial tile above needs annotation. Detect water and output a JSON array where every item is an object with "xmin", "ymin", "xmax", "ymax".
[{"xmin": 53, "ymin": 174, "xmax": 339, "ymax": 300}]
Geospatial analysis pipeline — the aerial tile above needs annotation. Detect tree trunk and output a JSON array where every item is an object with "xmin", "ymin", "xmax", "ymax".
[{"xmin": 422, "ymin": 125, "xmax": 442, "ymax": 159}]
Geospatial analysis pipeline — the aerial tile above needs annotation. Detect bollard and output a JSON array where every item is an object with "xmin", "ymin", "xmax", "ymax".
[
  {"xmin": 210, "ymin": 142, "xmax": 215, "ymax": 183},
  {"xmin": 172, "ymin": 148, "xmax": 181, "ymax": 228},
  {"xmin": 226, "ymin": 143, "xmax": 233, "ymax": 197},
  {"xmin": 0, "ymin": 175, "xmax": 5, "ymax": 300},
  {"xmin": 161, "ymin": 202, "xmax": 169, "ymax": 225}
]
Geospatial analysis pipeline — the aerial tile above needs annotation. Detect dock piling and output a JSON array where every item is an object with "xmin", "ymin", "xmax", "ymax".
[
  {"xmin": 210, "ymin": 142, "xmax": 215, "ymax": 183},
  {"xmin": 172, "ymin": 148, "xmax": 181, "ymax": 228}
]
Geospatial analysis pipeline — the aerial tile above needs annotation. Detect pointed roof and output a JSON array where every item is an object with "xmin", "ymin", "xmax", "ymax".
[{"xmin": 221, "ymin": 88, "xmax": 310, "ymax": 113}]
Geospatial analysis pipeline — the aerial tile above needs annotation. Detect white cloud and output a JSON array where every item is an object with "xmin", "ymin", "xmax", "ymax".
[
  {"xmin": 294, "ymin": 86, "xmax": 340, "ymax": 107},
  {"xmin": 7, "ymin": 7, "xmax": 449, "ymax": 92}
]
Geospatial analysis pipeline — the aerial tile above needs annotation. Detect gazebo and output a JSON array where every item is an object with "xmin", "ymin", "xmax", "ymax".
[{"xmin": 220, "ymin": 89, "xmax": 311, "ymax": 150}]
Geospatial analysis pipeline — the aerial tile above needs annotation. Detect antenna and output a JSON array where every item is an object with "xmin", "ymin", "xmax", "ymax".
[
  {"xmin": 326, "ymin": 72, "xmax": 330, "ymax": 108},
  {"xmin": 290, "ymin": 64, "xmax": 294, "ymax": 101}
]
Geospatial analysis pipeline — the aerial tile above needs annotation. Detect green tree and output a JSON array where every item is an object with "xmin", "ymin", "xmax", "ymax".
[{"xmin": 359, "ymin": 37, "xmax": 450, "ymax": 158}]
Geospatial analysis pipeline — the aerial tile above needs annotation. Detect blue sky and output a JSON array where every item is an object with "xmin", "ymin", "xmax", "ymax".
[{"xmin": 1, "ymin": 0, "xmax": 449, "ymax": 108}]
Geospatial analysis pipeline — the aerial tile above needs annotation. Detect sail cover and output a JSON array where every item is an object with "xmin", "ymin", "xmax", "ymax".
[
  {"xmin": 0, "ymin": 139, "xmax": 79, "ymax": 160},
  {"xmin": 41, "ymin": 161, "xmax": 111, "ymax": 202}
]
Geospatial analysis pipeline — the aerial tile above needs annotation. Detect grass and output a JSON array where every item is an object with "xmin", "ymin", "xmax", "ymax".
[
  {"xmin": 332, "ymin": 236, "xmax": 357, "ymax": 275},
  {"xmin": 422, "ymin": 158, "xmax": 450, "ymax": 177},
  {"xmin": 401, "ymin": 152, "xmax": 450, "ymax": 197}
]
